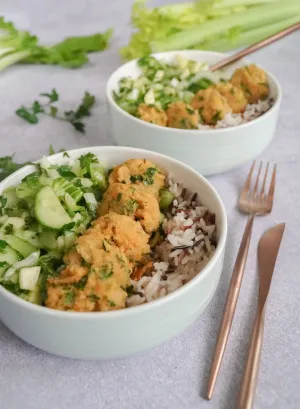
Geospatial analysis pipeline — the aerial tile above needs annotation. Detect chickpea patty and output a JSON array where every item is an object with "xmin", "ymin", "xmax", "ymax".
[
  {"xmin": 166, "ymin": 101, "xmax": 199, "ymax": 129},
  {"xmin": 231, "ymin": 64, "xmax": 269, "ymax": 104},
  {"xmin": 191, "ymin": 88, "xmax": 231, "ymax": 125}
]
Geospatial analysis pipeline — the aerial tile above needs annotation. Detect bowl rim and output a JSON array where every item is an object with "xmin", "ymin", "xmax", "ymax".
[
  {"xmin": 0, "ymin": 145, "xmax": 227, "ymax": 319},
  {"xmin": 106, "ymin": 49, "xmax": 282, "ymax": 135}
]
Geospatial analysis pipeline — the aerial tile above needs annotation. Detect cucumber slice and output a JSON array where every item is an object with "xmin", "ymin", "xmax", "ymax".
[
  {"xmin": 16, "ymin": 230, "xmax": 43, "ymax": 248},
  {"xmin": 5, "ymin": 235, "xmax": 37, "ymax": 258},
  {"xmin": 89, "ymin": 163, "xmax": 108, "ymax": 191},
  {"xmin": 35, "ymin": 186, "xmax": 71, "ymax": 230},
  {"xmin": 19, "ymin": 266, "xmax": 41, "ymax": 291},
  {"xmin": 0, "ymin": 246, "xmax": 19, "ymax": 280}
]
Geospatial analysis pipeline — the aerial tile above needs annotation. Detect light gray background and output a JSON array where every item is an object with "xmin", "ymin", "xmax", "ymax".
[{"xmin": 0, "ymin": 1, "xmax": 299, "ymax": 408}]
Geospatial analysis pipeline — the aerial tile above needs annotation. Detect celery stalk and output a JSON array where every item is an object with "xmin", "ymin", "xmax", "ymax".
[
  {"xmin": 151, "ymin": 1, "xmax": 300, "ymax": 52},
  {"xmin": 0, "ymin": 50, "xmax": 31, "ymax": 71},
  {"xmin": 198, "ymin": 15, "xmax": 300, "ymax": 52}
]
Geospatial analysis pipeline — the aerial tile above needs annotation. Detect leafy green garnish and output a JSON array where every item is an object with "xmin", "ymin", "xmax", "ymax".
[
  {"xmin": 4, "ymin": 224, "xmax": 13, "ymax": 235},
  {"xmin": 88, "ymin": 294, "xmax": 100, "ymax": 302},
  {"xmin": 0, "ymin": 261, "xmax": 9, "ymax": 268},
  {"xmin": 64, "ymin": 290, "xmax": 75, "ymax": 306},
  {"xmin": 212, "ymin": 110, "xmax": 222, "ymax": 124},
  {"xmin": 57, "ymin": 166, "xmax": 76, "ymax": 178},
  {"xmin": 61, "ymin": 222, "xmax": 75, "ymax": 233},
  {"xmin": 16, "ymin": 90, "xmax": 96, "ymax": 134},
  {"xmin": 79, "ymin": 153, "xmax": 98, "ymax": 173},
  {"xmin": 73, "ymin": 274, "xmax": 89, "ymax": 290},
  {"xmin": 130, "ymin": 174, "xmax": 143, "ymax": 183},
  {"xmin": 187, "ymin": 78, "xmax": 214, "ymax": 93},
  {"xmin": 0, "ymin": 17, "xmax": 113, "ymax": 72},
  {"xmin": 108, "ymin": 299, "xmax": 116, "ymax": 307},
  {"xmin": 0, "ymin": 240, "xmax": 8, "ymax": 253},
  {"xmin": 0, "ymin": 196, "xmax": 7, "ymax": 215},
  {"xmin": 143, "ymin": 167, "xmax": 158, "ymax": 185},
  {"xmin": 99, "ymin": 265, "xmax": 113, "ymax": 280}
]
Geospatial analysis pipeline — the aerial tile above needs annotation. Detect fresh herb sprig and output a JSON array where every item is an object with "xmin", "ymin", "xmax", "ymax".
[{"xmin": 16, "ymin": 89, "xmax": 96, "ymax": 133}]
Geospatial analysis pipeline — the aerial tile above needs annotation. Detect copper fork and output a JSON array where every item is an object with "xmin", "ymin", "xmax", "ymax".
[{"xmin": 206, "ymin": 161, "xmax": 276, "ymax": 399}]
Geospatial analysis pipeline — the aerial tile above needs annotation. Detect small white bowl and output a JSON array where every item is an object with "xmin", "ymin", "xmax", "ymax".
[
  {"xmin": 106, "ymin": 50, "xmax": 282, "ymax": 176},
  {"xmin": 0, "ymin": 146, "xmax": 227, "ymax": 360}
]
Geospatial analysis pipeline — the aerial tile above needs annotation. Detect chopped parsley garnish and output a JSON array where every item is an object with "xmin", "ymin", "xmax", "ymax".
[
  {"xmin": 0, "ymin": 195, "xmax": 7, "ymax": 215},
  {"xmin": 123, "ymin": 199, "xmax": 139, "ymax": 215},
  {"xmin": 108, "ymin": 299, "xmax": 116, "ymax": 307},
  {"xmin": 229, "ymin": 87, "xmax": 235, "ymax": 95},
  {"xmin": 116, "ymin": 193, "xmax": 122, "ymax": 202},
  {"xmin": 130, "ymin": 174, "xmax": 143, "ymax": 183},
  {"xmin": 241, "ymin": 83, "xmax": 252, "ymax": 96},
  {"xmin": 57, "ymin": 165, "xmax": 76, "ymax": 178},
  {"xmin": 143, "ymin": 167, "xmax": 158, "ymax": 185},
  {"xmin": 0, "ymin": 240, "xmax": 8, "ymax": 253},
  {"xmin": 63, "ymin": 152, "xmax": 70, "ymax": 158},
  {"xmin": 116, "ymin": 254, "xmax": 125, "ymax": 265},
  {"xmin": 99, "ymin": 264, "xmax": 113, "ymax": 279},
  {"xmin": 88, "ymin": 294, "xmax": 100, "ymax": 302},
  {"xmin": 186, "ymin": 107, "xmax": 195, "ymax": 115},
  {"xmin": 73, "ymin": 274, "xmax": 88, "ymax": 290},
  {"xmin": 212, "ymin": 110, "xmax": 222, "ymax": 124},
  {"xmin": 125, "ymin": 285, "xmax": 134, "ymax": 296},
  {"xmin": 64, "ymin": 290, "xmax": 75, "ymax": 306},
  {"xmin": 0, "ymin": 261, "xmax": 9, "ymax": 268},
  {"xmin": 4, "ymin": 223, "xmax": 13, "ymax": 234},
  {"xmin": 61, "ymin": 222, "xmax": 75, "ymax": 233},
  {"xmin": 102, "ymin": 239, "xmax": 110, "ymax": 252}
]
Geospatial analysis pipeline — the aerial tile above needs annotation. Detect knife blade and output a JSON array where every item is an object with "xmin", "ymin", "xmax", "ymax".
[{"xmin": 257, "ymin": 223, "xmax": 285, "ymax": 311}]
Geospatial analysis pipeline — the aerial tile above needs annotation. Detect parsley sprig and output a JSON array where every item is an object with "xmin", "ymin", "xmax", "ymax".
[{"xmin": 16, "ymin": 89, "xmax": 96, "ymax": 133}]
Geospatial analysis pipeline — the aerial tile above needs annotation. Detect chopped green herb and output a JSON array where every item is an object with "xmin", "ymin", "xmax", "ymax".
[
  {"xmin": 48, "ymin": 144, "xmax": 56, "ymax": 155},
  {"xmin": 0, "ymin": 196, "xmax": 7, "ymax": 215},
  {"xmin": 79, "ymin": 152, "xmax": 98, "ymax": 173},
  {"xmin": 259, "ymin": 82, "xmax": 268, "ymax": 87},
  {"xmin": 123, "ymin": 199, "xmax": 139, "ymax": 215},
  {"xmin": 64, "ymin": 290, "xmax": 75, "ymax": 306},
  {"xmin": 143, "ymin": 167, "xmax": 158, "ymax": 185},
  {"xmin": 116, "ymin": 193, "xmax": 122, "ymax": 202},
  {"xmin": 73, "ymin": 274, "xmax": 88, "ymax": 290},
  {"xmin": 63, "ymin": 151, "xmax": 70, "ymax": 158},
  {"xmin": 0, "ymin": 240, "xmax": 8, "ymax": 253},
  {"xmin": 130, "ymin": 174, "xmax": 143, "ymax": 183},
  {"xmin": 99, "ymin": 264, "xmax": 113, "ymax": 280},
  {"xmin": 186, "ymin": 107, "xmax": 195, "ymax": 115},
  {"xmin": 108, "ymin": 299, "xmax": 116, "ymax": 307},
  {"xmin": 57, "ymin": 165, "xmax": 76, "ymax": 178},
  {"xmin": 4, "ymin": 223, "xmax": 13, "ymax": 234},
  {"xmin": 0, "ymin": 261, "xmax": 9, "ymax": 268},
  {"xmin": 102, "ymin": 239, "xmax": 110, "ymax": 252},
  {"xmin": 116, "ymin": 254, "xmax": 125, "ymax": 265},
  {"xmin": 212, "ymin": 110, "xmax": 222, "ymax": 124},
  {"xmin": 88, "ymin": 294, "xmax": 100, "ymax": 302},
  {"xmin": 16, "ymin": 90, "xmax": 96, "ymax": 134},
  {"xmin": 229, "ymin": 87, "xmax": 235, "ymax": 95},
  {"xmin": 61, "ymin": 222, "xmax": 75, "ymax": 233},
  {"xmin": 240, "ymin": 83, "xmax": 252, "ymax": 96}
]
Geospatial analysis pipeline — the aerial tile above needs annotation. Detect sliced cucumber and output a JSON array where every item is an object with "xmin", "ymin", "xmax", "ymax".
[
  {"xmin": 5, "ymin": 235, "xmax": 37, "ymax": 258},
  {"xmin": 19, "ymin": 266, "xmax": 41, "ymax": 291},
  {"xmin": 16, "ymin": 230, "xmax": 43, "ymax": 248},
  {"xmin": 0, "ymin": 246, "xmax": 19, "ymax": 280},
  {"xmin": 35, "ymin": 186, "xmax": 71, "ymax": 230},
  {"xmin": 89, "ymin": 163, "xmax": 108, "ymax": 191}
]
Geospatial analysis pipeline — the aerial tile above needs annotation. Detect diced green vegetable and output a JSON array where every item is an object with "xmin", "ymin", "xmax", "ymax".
[
  {"xmin": 5, "ymin": 235, "xmax": 37, "ymax": 257},
  {"xmin": 159, "ymin": 189, "xmax": 175, "ymax": 209},
  {"xmin": 0, "ymin": 246, "xmax": 19, "ymax": 280},
  {"xmin": 19, "ymin": 266, "xmax": 41, "ymax": 291}
]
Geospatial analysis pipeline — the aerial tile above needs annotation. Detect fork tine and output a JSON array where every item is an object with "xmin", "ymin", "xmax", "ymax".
[
  {"xmin": 267, "ymin": 164, "xmax": 277, "ymax": 203},
  {"xmin": 260, "ymin": 162, "xmax": 269, "ymax": 195},
  {"xmin": 253, "ymin": 161, "xmax": 262, "ymax": 195},
  {"xmin": 242, "ymin": 161, "xmax": 255, "ymax": 194}
]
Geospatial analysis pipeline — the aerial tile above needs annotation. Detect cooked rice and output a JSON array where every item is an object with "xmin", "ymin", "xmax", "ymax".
[
  {"xmin": 197, "ymin": 98, "xmax": 273, "ymax": 130},
  {"xmin": 126, "ymin": 176, "xmax": 217, "ymax": 307}
]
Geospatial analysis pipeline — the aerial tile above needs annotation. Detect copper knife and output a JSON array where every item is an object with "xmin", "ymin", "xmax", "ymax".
[{"xmin": 237, "ymin": 223, "xmax": 286, "ymax": 409}]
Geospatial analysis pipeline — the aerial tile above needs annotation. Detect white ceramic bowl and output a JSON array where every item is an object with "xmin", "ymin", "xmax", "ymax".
[
  {"xmin": 0, "ymin": 146, "xmax": 227, "ymax": 360},
  {"xmin": 106, "ymin": 50, "xmax": 282, "ymax": 176}
]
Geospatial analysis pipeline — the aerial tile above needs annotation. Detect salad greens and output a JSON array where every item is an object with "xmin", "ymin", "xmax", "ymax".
[
  {"xmin": 0, "ymin": 152, "xmax": 108, "ymax": 304},
  {"xmin": 114, "ymin": 55, "xmax": 217, "ymax": 116},
  {"xmin": 120, "ymin": 0, "xmax": 300, "ymax": 60},
  {"xmin": 0, "ymin": 17, "xmax": 113, "ymax": 71},
  {"xmin": 16, "ymin": 89, "xmax": 96, "ymax": 133}
]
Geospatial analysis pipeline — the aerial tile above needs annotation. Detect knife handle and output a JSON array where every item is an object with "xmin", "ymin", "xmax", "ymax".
[
  {"xmin": 206, "ymin": 214, "xmax": 255, "ymax": 399},
  {"xmin": 237, "ymin": 310, "xmax": 265, "ymax": 409}
]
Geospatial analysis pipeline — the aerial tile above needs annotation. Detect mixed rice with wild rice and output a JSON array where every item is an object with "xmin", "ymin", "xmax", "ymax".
[{"xmin": 127, "ymin": 175, "xmax": 217, "ymax": 307}]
